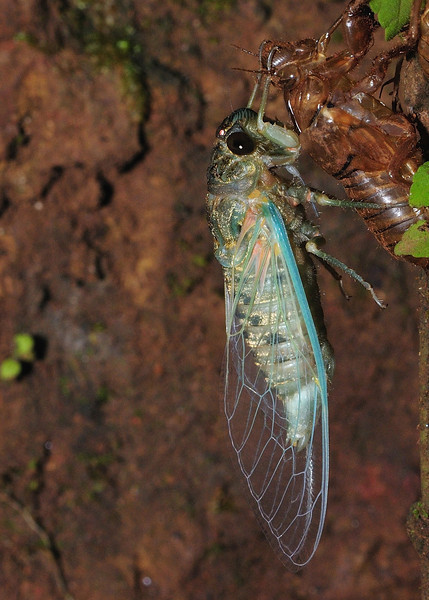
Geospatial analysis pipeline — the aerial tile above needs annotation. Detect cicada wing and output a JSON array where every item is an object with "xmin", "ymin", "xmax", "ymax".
[{"xmin": 223, "ymin": 202, "xmax": 328, "ymax": 569}]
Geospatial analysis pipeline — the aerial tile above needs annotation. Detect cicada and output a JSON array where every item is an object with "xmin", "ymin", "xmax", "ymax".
[{"xmin": 207, "ymin": 106, "xmax": 333, "ymax": 568}]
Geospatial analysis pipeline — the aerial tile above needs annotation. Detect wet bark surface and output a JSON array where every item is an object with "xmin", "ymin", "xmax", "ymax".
[{"xmin": 0, "ymin": 1, "xmax": 423, "ymax": 598}]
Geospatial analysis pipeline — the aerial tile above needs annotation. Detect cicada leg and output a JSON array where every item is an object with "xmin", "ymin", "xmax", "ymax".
[
  {"xmin": 284, "ymin": 184, "xmax": 390, "ymax": 211},
  {"xmin": 247, "ymin": 39, "xmax": 279, "ymax": 112},
  {"xmin": 252, "ymin": 48, "xmax": 301, "ymax": 152},
  {"xmin": 305, "ymin": 238, "xmax": 387, "ymax": 308},
  {"xmin": 246, "ymin": 42, "xmax": 267, "ymax": 110}
]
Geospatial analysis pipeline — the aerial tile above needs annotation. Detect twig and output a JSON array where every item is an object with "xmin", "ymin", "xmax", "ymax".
[
  {"xmin": 0, "ymin": 489, "xmax": 75, "ymax": 600},
  {"xmin": 407, "ymin": 268, "xmax": 429, "ymax": 599}
]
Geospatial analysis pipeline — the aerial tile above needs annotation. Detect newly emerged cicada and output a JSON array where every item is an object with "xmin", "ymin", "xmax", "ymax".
[
  {"xmin": 207, "ymin": 107, "xmax": 332, "ymax": 568},
  {"xmin": 206, "ymin": 92, "xmax": 383, "ymax": 567}
]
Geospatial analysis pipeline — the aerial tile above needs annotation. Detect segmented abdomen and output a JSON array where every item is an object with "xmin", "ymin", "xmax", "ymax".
[
  {"xmin": 231, "ymin": 253, "xmax": 319, "ymax": 450},
  {"xmin": 338, "ymin": 169, "xmax": 429, "ymax": 261}
]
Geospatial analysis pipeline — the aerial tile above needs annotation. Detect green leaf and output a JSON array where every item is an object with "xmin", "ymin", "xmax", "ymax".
[
  {"xmin": 0, "ymin": 358, "xmax": 22, "ymax": 381},
  {"xmin": 192, "ymin": 254, "xmax": 208, "ymax": 267},
  {"xmin": 369, "ymin": 0, "xmax": 413, "ymax": 40},
  {"xmin": 394, "ymin": 220, "xmax": 429, "ymax": 258},
  {"xmin": 14, "ymin": 333, "xmax": 35, "ymax": 361},
  {"xmin": 409, "ymin": 162, "xmax": 429, "ymax": 208}
]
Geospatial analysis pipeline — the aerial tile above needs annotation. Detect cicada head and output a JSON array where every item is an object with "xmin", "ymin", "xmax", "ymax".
[
  {"xmin": 207, "ymin": 108, "xmax": 299, "ymax": 196},
  {"xmin": 260, "ymin": 39, "xmax": 320, "ymax": 91}
]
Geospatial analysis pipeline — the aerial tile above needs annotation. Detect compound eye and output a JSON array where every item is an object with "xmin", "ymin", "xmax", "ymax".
[{"xmin": 226, "ymin": 131, "xmax": 255, "ymax": 155}]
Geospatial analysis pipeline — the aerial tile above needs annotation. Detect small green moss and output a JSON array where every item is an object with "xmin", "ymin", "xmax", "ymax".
[
  {"xmin": 13, "ymin": 31, "xmax": 37, "ymax": 44},
  {"xmin": 116, "ymin": 39, "xmax": 130, "ymax": 52},
  {"xmin": 16, "ymin": 0, "xmax": 149, "ymax": 119},
  {"xmin": 1, "ymin": 333, "xmax": 38, "ymax": 381},
  {"xmin": 27, "ymin": 458, "xmax": 38, "ymax": 470},
  {"xmin": 196, "ymin": 0, "xmax": 237, "ymax": 21},
  {"xmin": 0, "ymin": 358, "xmax": 22, "ymax": 381},
  {"xmin": 77, "ymin": 451, "xmax": 116, "ymax": 469},
  {"xmin": 90, "ymin": 480, "xmax": 106, "ymax": 495},
  {"xmin": 96, "ymin": 385, "xmax": 109, "ymax": 404},
  {"xmin": 192, "ymin": 254, "xmax": 208, "ymax": 267},
  {"xmin": 35, "ymin": 537, "xmax": 52, "ymax": 551},
  {"xmin": 91, "ymin": 322, "xmax": 107, "ymax": 333},
  {"xmin": 412, "ymin": 501, "xmax": 429, "ymax": 520},
  {"xmin": 14, "ymin": 333, "xmax": 35, "ymax": 361},
  {"xmin": 167, "ymin": 273, "xmax": 195, "ymax": 297}
]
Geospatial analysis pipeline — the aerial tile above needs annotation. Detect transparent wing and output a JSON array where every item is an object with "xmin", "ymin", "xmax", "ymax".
[{"xmin": 223, "ymin": 200, "xmax": 328, "ymax": 570}]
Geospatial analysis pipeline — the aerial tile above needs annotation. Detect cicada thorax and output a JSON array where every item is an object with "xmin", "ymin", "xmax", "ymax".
[{"xmin": 260, "ymin": 0, "xmax": 429, "ymax": 266}]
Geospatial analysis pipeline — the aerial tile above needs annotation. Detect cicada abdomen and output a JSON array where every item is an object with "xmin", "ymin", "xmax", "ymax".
[
  {"xmin": 207, "ymin": 107, "xmax": 334, "ymax": 568},
  {"xmin": 259, "ymin": 0, "xmax": 429, "ymax": 266}
]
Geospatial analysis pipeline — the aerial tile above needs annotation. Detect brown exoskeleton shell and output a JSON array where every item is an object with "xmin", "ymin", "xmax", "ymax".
[{"xmin": 259, "ymin": 0, "xmax": 429, "ymax": 267}]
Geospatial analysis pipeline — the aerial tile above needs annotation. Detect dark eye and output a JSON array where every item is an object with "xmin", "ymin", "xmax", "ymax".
[{"xmin": 226, "ymin": 131, "xmax": 255, "ymax": 155}]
